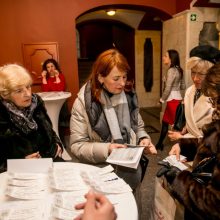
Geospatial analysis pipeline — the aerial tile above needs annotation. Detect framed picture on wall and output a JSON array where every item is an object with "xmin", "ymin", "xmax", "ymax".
[{"xmin": 22, "ymin": 42, "xmax": 59, "ymax": 87}]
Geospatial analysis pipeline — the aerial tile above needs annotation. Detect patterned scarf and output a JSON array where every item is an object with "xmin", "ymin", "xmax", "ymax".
[{"xmin": 2, "ymin": 94, "xmax": 38, "ymax": 134}]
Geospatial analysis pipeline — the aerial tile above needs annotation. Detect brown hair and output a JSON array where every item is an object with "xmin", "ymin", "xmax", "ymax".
[
  {"xmin": 88, "ymin": 49, "xmax": 130, "ymax": 102},
  {"xmin": 202, "ymin": 63, "xmax": 220, "ymax": 109}
]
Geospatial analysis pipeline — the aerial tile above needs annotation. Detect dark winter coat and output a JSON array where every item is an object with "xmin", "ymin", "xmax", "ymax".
[
  {"xmin": 0, "ymin": 94, "xmax": 63, "ymax": 171},
  {"xmin": 171, "ymin": 120, "xmax": 220, "ymax": 220}
]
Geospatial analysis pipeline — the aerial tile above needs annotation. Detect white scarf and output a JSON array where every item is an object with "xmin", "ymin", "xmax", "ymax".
[{"xmin": 100, "ymin": 90, "xmax": 131, "ymax": 144}]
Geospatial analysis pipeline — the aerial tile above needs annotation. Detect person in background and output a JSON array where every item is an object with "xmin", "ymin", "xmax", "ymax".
[
  {"xmin": 41, "ymin": 58, "xmax": 69, "ymax": 139},
  {"xmin": 0, "ymin": 64, "xmax": 63, "ymax": 172},
  {"xmin": 70, "ymin": 49, "xmax": 157, "ymax": 190},
  {"xmin": 74, "ymin": 190, "xmax": 117, "ymax": 220},
  {"xmin": 168, "ymin": 45, "xmax": 219, "ymax": 161},
  {"xmin": 124, "ymin": 78, "xmax": 134, "ymax": 93},
  {"xmin": 156, "ymin": 49, "xmax": 185, "ymax": 150},
  {"xmin": 158, "ymin": 62, "xmax": 220, "ymax": 220},
  {"xmin": 41, "ymin": 58, "xmax": 65, "ymax": 92}
]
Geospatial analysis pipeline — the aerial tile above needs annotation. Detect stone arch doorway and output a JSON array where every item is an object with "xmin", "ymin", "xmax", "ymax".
[
  {"xmin": 75, "ymin": 5, "xmax": 171, "ymax": 92},
  {"xmin": 76, "ymin": 19, "xmax": 135, "ymax": 87}
]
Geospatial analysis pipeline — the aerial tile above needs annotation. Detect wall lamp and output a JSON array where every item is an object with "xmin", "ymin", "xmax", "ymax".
[{"xmin": 106, "ymin": 10, "xmax": 116, "ymax": 16}]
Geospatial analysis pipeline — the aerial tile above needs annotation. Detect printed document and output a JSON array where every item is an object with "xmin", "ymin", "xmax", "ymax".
[{"xmin": 106, "ymin": 146, "xmax": 144, "ymax": 169}]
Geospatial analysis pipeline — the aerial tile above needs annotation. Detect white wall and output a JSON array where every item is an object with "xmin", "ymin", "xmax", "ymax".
[{"xmin": 163, "ymin": 7, "xmax": 220, "ymax": 89}]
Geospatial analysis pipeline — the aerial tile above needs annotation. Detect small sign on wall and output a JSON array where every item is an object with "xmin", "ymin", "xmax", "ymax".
[{"xmin": 190, "ymin": 14, "xmax": 197, "ymax": 21}]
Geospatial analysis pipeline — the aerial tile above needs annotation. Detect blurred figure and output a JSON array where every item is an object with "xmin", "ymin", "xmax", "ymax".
[
  {"xmin": 156, "ymin": 49, "xmax": 185, "ymax": 150},
  {"xmin": 74, "ymin": 190, "xmax": 117, "ymax": 220},
  {"xmin": 0, "ymin": 64, "xmax": 63, "ymax": 172},
  {"xmin": 41, "ymin": 58, "xmax": 65, "ymax": 91},
  {"xmin": 124, "ymin": 78, "xmax": 134, "ymax": 93}
]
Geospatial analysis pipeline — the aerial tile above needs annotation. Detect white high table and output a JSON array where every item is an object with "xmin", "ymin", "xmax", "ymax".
[
  {"xmin": 37, "ymin": 92, "xmax": 72, "ymax": 160},
  {"xmin": 0, "ymin": 162, "xmax": 138, "ymax": 220}
]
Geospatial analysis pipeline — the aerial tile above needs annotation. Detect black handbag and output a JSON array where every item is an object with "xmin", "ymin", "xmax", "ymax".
[
  {"xmin": 173, "ymin": 103, "xmax": 186, "ymax": 131},
  {"xmin": 191, "ymin": 156, "xmax": 216, "ymax": 185}
]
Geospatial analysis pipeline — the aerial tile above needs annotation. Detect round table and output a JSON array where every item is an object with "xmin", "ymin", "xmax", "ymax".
[
  {"xmin": 37, "ymin": 92, "xmax": 72, "ymax": 160},
  {"xmin": 0, "ymin": 162, "xmax": 138, "ymax": 220},
  {"xmin": 37, "ymin": 92, "xmax": 71, "ymax": 136}
]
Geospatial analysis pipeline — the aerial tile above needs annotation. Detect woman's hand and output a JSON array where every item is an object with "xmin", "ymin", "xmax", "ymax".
[
  {"xmin": 25, "ymin": 151, "xmax": 41, "ymax": 159},
  {"xmin": 54, "ymin": 70, "xmax": 61, "ymax": 83},
  {"xmin": 108, "ymin": 143, "xmax": 126, "ymax": 154},
  {"xmin": 140, "ymin": 138, "xmax": 157, "ymax": 155},
  {"xmin": 159, "ymin": 98, "xmax": 164, "ymax": 104},
  {"xmin": 54, "ymin": 70, "xmax": 59, "ymax": 77},
  {"xmin": 55, "ymin": 144, "xmax": 62, "ymax": 158},
  {"xmin": 181, "ymin": 126, "xmax": 187, "ymax": 135},
  {"xmin": 168, "ymin": 130, "xmax": 183, "ymax": 141},
  {"xmin": 74, "ymin": 190, "xmax": 117, "ymax": 220},
  {"xmin": 41, "ymin": 70, "xmax": 47, "ymax": 84},
  {"xmin": 41, "ymin": 70, "xmax": 47, "ymax": 78},
  {"xmin": 169, "ymin": 143, "xmax": 181, "ymax": 161}
]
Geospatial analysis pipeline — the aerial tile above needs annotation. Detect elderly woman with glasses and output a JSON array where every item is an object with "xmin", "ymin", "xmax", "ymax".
[
  {"xmin": 167, "ymin": 46, "xmax": 218, "ymax": 161},
  {"xmin": 0, "ymin": 64, "xmax": 63, "ymax": 172},
  {"xmin": 159, "ymin": 62, "xmax": 220, "ymax": 220}
]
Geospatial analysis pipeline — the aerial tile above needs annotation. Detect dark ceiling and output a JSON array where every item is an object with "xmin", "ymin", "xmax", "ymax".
[
  {"xmin": 77, "ymin": 1, "xmax": 220, "ymax": 31},
  {"xmin": 194, "ymin": 0, "xmax": 220, "ymax": 7}
]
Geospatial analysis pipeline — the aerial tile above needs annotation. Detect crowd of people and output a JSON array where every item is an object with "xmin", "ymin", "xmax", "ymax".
[{"xmin": 0, "ymin": 45, "xmax": 220, "ymax": 219}]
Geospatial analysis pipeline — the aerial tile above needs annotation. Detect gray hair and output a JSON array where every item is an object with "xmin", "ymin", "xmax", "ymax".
[
  {"xmin": 0, "ymin": 64, "xmax": 32, "ymax": 97},
  {"xmin": 187, "ymin": 57, "xmax": 214, "ymax": 74}
]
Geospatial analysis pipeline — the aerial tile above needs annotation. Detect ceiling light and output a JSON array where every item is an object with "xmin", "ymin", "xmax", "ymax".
[{"xmin": 106, "ymin": 10, "xmax": 116, "ymax": 16}]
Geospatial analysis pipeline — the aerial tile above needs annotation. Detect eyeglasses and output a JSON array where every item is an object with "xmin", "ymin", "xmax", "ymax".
[
  {"xmin": 191, "ymin": 71, "xmax": 207, "ymax": 79},
  {"xmin": 11, "ymin": 85, "xmax": 32, "ymax": 96}
]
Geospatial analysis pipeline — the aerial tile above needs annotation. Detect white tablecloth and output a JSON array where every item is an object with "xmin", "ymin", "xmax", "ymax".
[{"xmin": 0, "ymin": 162, "xmax": 138, "ymax": 220}]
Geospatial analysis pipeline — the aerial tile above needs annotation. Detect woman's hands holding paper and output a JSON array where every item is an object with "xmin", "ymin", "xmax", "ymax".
[{"xmin": 140, "ymin": 138, "xmax": 157, "ymax": 155}]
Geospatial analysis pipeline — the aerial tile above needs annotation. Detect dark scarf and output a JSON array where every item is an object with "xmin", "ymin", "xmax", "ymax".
[
  {"xmin": 2, "ymin": 94, "xmax": 38, "ymax": 134},
  {"xmin": 84, "ymin": 81, "xmax": 138, "ymax": 143},
  {"xmin": 194, "ymin": 89, "xmax": 202, "ymax": 105}
]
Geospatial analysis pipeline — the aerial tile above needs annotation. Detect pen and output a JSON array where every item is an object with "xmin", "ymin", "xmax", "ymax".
[
  {"xmin": 125, "ymin": 144, "xmax": 143, "ymax": 148},
  {"xmin": 105, "ymin": 177, "xmax": 118, "ymax": 182}
]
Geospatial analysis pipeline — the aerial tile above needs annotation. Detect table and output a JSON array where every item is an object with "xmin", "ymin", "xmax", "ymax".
[
  {"xmin": 37, "ymin": 92, "xmax": 72, "ymax": 160},
  {"xmin": 37, "ymin": 92, "xmax": 71, "ymax": 136},
  {"xmin": 0, "ymin": 162, "xmax": 138, "ymax": 220}
]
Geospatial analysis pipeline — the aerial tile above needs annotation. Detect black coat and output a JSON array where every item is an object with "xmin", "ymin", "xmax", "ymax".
[{"xmin": 0, "ymin": 94, "xmax": 63, "ymax": 171}]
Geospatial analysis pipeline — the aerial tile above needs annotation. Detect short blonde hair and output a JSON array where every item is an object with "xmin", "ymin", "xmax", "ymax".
[
  {"xmin": 0, "ymin": 64, "xmax": 32, "ymax": 97},
  {"xmin": 187, "ymin": 57, "xmax": 214, "ymax": 74}
]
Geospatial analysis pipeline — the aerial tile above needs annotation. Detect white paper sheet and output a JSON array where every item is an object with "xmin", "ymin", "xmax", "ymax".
[{"xmin": 7, "ymin": 158, "xmax": 53, "ymax": 173}]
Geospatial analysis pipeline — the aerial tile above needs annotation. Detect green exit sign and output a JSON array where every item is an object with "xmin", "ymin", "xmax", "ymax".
[{"xmin": 190, "ymin": 14, "xmax": 197, "ymax": 21}]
